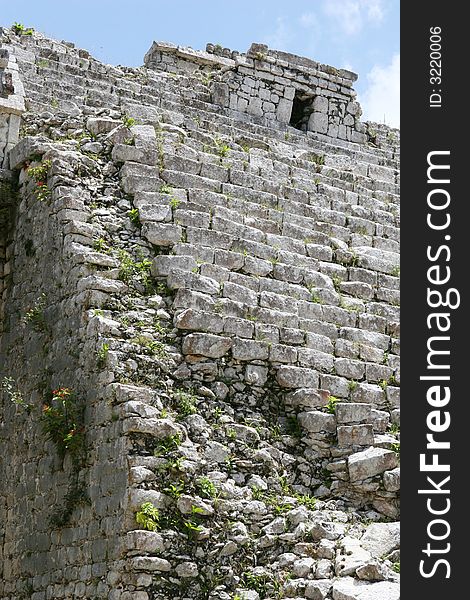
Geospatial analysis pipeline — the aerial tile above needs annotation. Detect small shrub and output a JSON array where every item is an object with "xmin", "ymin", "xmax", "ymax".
[
  {"xmin": 295, "ymin": 493, "xmax": 317, "ymax": 511},
  {"xmin": 41, "ymin": 388, "xmax": 85, "ymax": 465},
  {"xmin": 122, "ymin": 115, "xmax": 136, "ymax": 128},
  {"xmin": 128, "ymin": 208, "xmax": 140, "ymax": 227},
  {"xmin": 23, "ymin": 294, "xmax": 47, "ymax": 331},
  {"xmin": 1, "ymin": 377, "xmax": 33, "ymax": 413},
  {"xmin": 12, "ymin": 22, "xmax": 34, "ymax": 35},
  {"xmin": 154, "ymin": 433, "xmax": 182, "ymax": 456},
  {"xmin": 27, "ymin": 160, "xmax": 52, "ymax": 202},
  {"xmin": 160, "ymin": 183, "xmax": 173, "ymax": 194},
  {"xmin": 135, "ymin": 502, "xmax": 160, "ymax": 531},
  {"xmin": 174, "ymin": 390, "xmax": 197, "ymax": 417},
  {"xmin": 97, "ymin": 343, "xmax": 109, "ymax": 367},
  {"xmin": 198, "ymin": 477, "xmax": 218, "ymax": 499},
  {"xmin": 326, "ymin": 395, "xmax": 338, "ymax": 414},
  {"xmin": 118, "ymin": 249, "xmax": 153, "ymax": 294}
]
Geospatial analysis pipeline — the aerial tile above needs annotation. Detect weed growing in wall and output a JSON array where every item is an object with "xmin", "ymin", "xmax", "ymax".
[
  {"xmin": 135, "ymin": 502, "xmax": 160, "ymax": 531},
  {"xmin": 27, "ymin": 160, "xmax": 52, "ymax": 202},
  {"xmin": 41, "ymin": 387, "xmax": 85, "ymax": 466},
  {"xmin": 97, "ymin": 342, "xmax": 110, "ymax": 367},
  {"xmin": 1, "ymin": 377, "xmax": 33, "ymax": 413},
  {"xmin": 12, "ymin": 22, "xmax": 34, "ymax": 35},
  {"xmin": 118, "ymin": 249, "xmax": 153, "ymax": 294},
  {"xmin": 128, "ymin": 208, "xmax": 141, "ymax": 227},
  {"xmin": 326, "ymin": 395, "xmax": 339, "ymax": 414},
  {"xmin": 23, "ymin": 294, "xmax": 47, "ymax": 332}
]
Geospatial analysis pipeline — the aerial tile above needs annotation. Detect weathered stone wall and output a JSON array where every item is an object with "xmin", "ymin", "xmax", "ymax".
[{"xmin": 0, "ymin": 25, "xmax": 400, "ymax": 600}]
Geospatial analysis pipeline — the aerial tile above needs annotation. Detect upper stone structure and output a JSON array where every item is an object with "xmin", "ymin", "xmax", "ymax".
[
  {"xmin": 144, "ymin": 41, "xmax": 365, "ymax": 142},
  {"xmin": 0, "ymin": 25, "xmax": 399, "ymax": 600}
]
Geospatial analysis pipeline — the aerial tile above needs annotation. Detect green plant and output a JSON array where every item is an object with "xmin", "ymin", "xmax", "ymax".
[
  {"xmin": 310, "ymin": 292, "xmax": 322, "ymax": 304},
  {"xmin": 388, "ymin": 423, "xmax": 400, "ymax": 435},
  {"xmin": 295, "ymin": 493, "xmax": 317, "ymax": 511},
  {"xmin": 388, "ymin": 375, "xmax": 399, "ymax": 387},
  {"xmin": 164, "ymin": 480, "xmax": 185, "ymax": 500},
  {"xmin": 198, "ymin": 477, "xmax": 218, "ymax": 499},
  {"xmin": 160, "ymin": 183, "xmax": 173, "ymax": 194},
  {"xmin": 40, "ymin": 387, "xmax": 85, "ymax": 465},
  {"xmin": 379, "ymin": 379, "xmax": 388, "ymax": 391},
  {"xmin": 169, "ymin": 196, "xmax": 181, "ymax": 209},
  {"xmin": 132, "ymin": 335, "xmax": 167, "ymax": 358},
  {"xmin": 135, "ymin": 502, "xmax": 160, "ymax": 531},
  {"xmin": 154, "ymin": 433, "xmax": 182, "ymax": 456},
  {"xmin": 122, "ymin": 115, "xmax": 136, "ymax": 128},
  {"xmin": 93, "ymin": 238, "xmax": 110, "ymax": 253},
  {"xmin": 182, "ymin": 518, "xmax": 203, "ymax": 536},
  {"xmin": 27, "ymin": 160, "xmax": 52, "ymax": 202},
  {"xmin": 23, "ymin": 293, "xmax": 47, "ymax": 331},
  {"xmin": 118, "ymin": 249, "xmax": 153, "ymax": 294},
  {"xmin": 390, "ymin": 442, "xmax": 400, "ymax": 456},
  {"xmin": 392, "ymin": 561, "xmax": 400, "ymax": 573},
  {"xmin": 174, "ymin": 389, "xmax": 197, "ymax": 417},
  {"xmin": 1, "ymin": 377, "xmax": 33, "ymax": 413},
  {"xmin": 242, "ymin": 571, "xmax": 272, "ymax": 597},
  {"xmin": 128, "ymin": 208, "xmax": 140, "ymax": 227},
  {"xmin": 215, "ymin": 139, "xmax": 231, "ymax": 158},
  {"xmin": 12, "ymin": 22, "xmax": 34, "ymax": 35},
  {"xmin": 227, "ymin": 427, "xmax": 237, "ymax": 440},
  {"xmin": 326, "ymin": 395, "xmax": 339, "ymax": 414},
  {"xmin": 97, "ymin": 342, "xmax": 109, "ymax": 367},
  {"xmin": 348, "ymin": 380, "xmax": 358, "ymax": 392}
]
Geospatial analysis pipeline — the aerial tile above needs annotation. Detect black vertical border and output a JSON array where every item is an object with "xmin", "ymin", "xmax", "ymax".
[{"xmin": 401, "ymin": 4, "xmax": 467, "ymax": 598}]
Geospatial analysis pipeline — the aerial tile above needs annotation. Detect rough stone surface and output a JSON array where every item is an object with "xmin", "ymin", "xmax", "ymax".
[{"xmin": 0, "ymin": 24, "xmax": 399, "ymax": 600}]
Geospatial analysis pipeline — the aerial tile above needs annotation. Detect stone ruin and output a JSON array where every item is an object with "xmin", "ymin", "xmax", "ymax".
[{"xmin": 0, "ymin": 26, "xmax": 400, "ymax": 600}]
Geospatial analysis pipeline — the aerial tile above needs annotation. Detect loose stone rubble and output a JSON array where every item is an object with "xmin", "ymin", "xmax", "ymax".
[{"xmin": 0, "ymin": 25, "xmax": 399, "ymax": 600}]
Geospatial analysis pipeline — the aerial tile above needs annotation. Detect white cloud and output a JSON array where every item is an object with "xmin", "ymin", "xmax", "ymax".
[
  {"xmin": 323, "ymin": 0, "xmax": 385, "ymax": 35},
  {"xmin": 359, "ymin": 53, "xmax": 400, "ymax": 127}
]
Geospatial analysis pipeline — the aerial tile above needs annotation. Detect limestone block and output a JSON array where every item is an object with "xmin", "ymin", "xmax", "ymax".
[
  {"xmin": 348, "ymin": 447, "xmax": 398, "ymax": 482},
  {"xmin": 182, "ymin": 333, "xmax": 232, "ymax": 358},
  {"xmin": 383, "ymin": 467, "xmax": 400, "ymax": 492},
  {"xmin": 313, "ymin": 95, "xmax": 328, "ymax": 112},
  {"xmin": 86, "ymin": 117, "xmax": 121, "ymax": 136},
  {"xmin": 285, "ymin": 388, "xmax": 330, "ymax": 410},
  {"xmin": 360, "ymin": 522, "xmax": 400, "ymax": 558},
  {"xmin": 332, "ymin": 577, "xmax": 399, "ymax": 600},
  {"xmin": 337, "ymin": 425, "xmax": 374, "ymax": 447},
  {"xmin": 232, "ymin": 338, "xmax": 269, "ymax": 361},
  {"xmin": 277, "ymin": 97, "xmax": 293, "ymax": 123},
  {"xmin": 174, "ymin": 308, "xmax": 224, "ymax": 333},
  {"xmin": 305, "ymin": 580, "xmax": 332, "ymax": 599},
  {"xmin": 130, "ymin": 557, "xmax": 171, "ymax": 572},
  {"xmin": 151, "ymin": 255, "xmax": 196, "ymax": 277},
  {"xmin": 308, "ymin": 112, "xmax": 328, "ymax": 134},
  {"xmin": 277, "ymin": 366, "xmax": 319, "ymax": 388},
  {"xmin": 112, "ymin": 144, "xmax": 157, "ymax": 165},
  {"xmin": 298, "ymin": 411, "xmax": 336, "ymax": 433},
  {"xmin": 336, "ymin": 403, "xmax": 372, "ymax": 424},
  {"xmin": 126, "ymin": 530, "xmax": 165, "ymax": 553},
  {"xmin": 177, "ymin": 495, "xmax": 214, "ymax": 516},
  {"xmin": 142, "ymin": 222, "xmax": 182, "ymax": 246}
]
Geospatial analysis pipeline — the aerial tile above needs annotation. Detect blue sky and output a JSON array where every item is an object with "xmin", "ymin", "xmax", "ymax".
[{"xmin": 2, "ymin": 0, "xmax": 400, "ymax": 126}]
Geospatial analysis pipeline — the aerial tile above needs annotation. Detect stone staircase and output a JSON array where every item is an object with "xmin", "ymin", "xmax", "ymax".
[{"xmin": 0, "ymin": 25, "xmax": 400, "ymax": 600}]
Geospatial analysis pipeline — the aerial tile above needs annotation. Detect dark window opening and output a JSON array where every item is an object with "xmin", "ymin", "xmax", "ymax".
[{"xmin": 289, "ymin": 92, "xmax": 314, "ymax": 131}]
